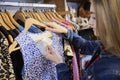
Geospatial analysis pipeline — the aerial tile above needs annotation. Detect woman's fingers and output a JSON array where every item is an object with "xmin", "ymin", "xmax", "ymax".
[
  {"xmin": 44, "ymin": 45, "xmax": 64, "ymax": 64},
  {"xmin": 47, "ymin": 45, "xmax": 54, "ymax": 52}
]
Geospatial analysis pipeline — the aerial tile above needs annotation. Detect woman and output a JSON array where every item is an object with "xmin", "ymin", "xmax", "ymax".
[{"xmin": 45, "ymin": 0, "xmax": 120, "ymax": 80}]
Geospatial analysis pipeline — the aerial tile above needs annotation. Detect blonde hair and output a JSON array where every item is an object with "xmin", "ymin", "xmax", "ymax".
[{"xmin": 94, "ymin": 0, "xmax": 120, "ymax": 57}]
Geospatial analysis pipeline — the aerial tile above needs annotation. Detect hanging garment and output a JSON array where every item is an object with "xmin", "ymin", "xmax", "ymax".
[
  {"xmin": 0, "ymin": 38, "xmax": 16, "ymax": 80},
  {"xmin": 78, "ymin": 28, "xmax": 96, "ymax": 40},
  {"xmin": 0, "ymin": 26, "xmax": 23, "ymax": 80},
  {"xmin": 71, "ymin": 46, "xmax": 80, "ymax": 80},
  {"xmin": 15, "ymin": 31, "xmax": 63, "ymax": 80},
  {"xmin": 0, "ymin": 26, "xmax": 12, "ymax": 44},
  {"xmin": 18, "ymin": 25, "xmax": 41, "ymax": 33}
]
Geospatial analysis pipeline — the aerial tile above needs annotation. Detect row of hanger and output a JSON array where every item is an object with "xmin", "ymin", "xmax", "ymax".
[
  {"xmin": 9, "ymin": 17, "xmax": 48, "ymax": 54},
  {"xmin": 13, "ymin": 8, "xmax": 75, "ymax": 30},
  {"xmin": 0, "ymin": 8, "xmax": 75, "ymax": 54},
  {"xmin": 0, "ymin": 10, "xmax": 20, "ymax": 30},
  {"xmin": 0, "ymin": 8, "xmax": 69, "ymax": 31},
  {"xmin": 14, "ymin": 8, "xmax": 65, "ymax": 22},
  {"xmin": 0, "ymin": 8, "xmax": 62, "ymax": 40}
]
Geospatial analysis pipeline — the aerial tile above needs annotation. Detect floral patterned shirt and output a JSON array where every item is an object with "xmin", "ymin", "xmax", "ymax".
[{"xmin": 15, "ymin": 31, "xmax": 63, "ymax": 80}]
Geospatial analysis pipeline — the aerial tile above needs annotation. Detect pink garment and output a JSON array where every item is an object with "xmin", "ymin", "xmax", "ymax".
[
  {"xmin": 52, "ymin": 18, "xmax": 70, "ymax": 28},
  {"xmin": 62, "ymin": 21, "xmax": 72, "ymax": 26},
  {"xmin": 72, "ymin": 46, "xmax": 80, "ymax": 80}
]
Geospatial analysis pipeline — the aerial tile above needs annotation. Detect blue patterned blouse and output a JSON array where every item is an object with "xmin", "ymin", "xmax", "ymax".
[{"xmin": 15, "ymin": 31, "xmax": 63, "ymax": 80}]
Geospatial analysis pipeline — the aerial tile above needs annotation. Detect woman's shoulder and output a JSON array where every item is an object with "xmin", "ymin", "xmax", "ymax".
[
  {"xmin": 92, "ymin": 52, "xmax": 120, "ymax": 79},
  {"xmin": 95, "ymin": 51, "xmax": 120, "ymax": 66}
]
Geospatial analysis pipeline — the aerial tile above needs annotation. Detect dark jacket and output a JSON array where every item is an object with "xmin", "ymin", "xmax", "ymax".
[{"xmin": 56, "ymin": 30, "xmax": 120, "ymax": 80}]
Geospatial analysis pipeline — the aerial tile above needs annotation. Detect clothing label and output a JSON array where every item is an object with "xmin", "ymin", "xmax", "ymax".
[
  {"xmin": 81, "ymin": 55, "xmax": 92, "ymax": 70},
  {"xmin": 36, "ymin": 38, "xmax": 52, "ymax": 55}
]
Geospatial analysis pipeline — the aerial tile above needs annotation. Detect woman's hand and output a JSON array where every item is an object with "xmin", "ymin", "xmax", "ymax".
[
  {"xmin": 46, "ymin": 22, "xmax": 68, "ymax": 34},
  {"xmin": 44, "ymin": 45, "xmax": 64, "ymax": 64}
]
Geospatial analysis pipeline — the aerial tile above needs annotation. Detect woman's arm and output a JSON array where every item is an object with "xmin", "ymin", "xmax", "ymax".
[
  {"xmin": 56, "ymin": 63, "xmax": 70, "ymax": 80},
  {"xmin": 65, "ymin": 29, "xmax": 101, "ymax": 55},
  {"xmin": 46, "ymin": 22, "xmax": 100, "ymax": 55},
  {"xmin": 45, "ymin": 45, "xmax": 70, "ymax": 80}
]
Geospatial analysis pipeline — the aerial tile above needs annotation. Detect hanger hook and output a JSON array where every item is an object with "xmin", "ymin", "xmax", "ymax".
[
  {"xmin": 52, "ymin": 8, "xmax": 56, "ymax": 12},
  {"xmin": 20, "ymin": 7, "xmax": 23, "ymax": 11}
]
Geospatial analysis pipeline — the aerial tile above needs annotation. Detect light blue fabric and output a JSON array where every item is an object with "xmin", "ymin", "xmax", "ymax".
[
  {"xmin": 19, "ymin": 26, "xmax": 24, "ymax": 32},
  {"xmin": 18, "ymin": 25, "xmax": 40, "ymax": 33},
  {"xmin": 18, "ymin": 25, "xmax": 42, "ymax": 76},
  {"xmin": 28, "ymin": 25, "xmax": 40, "ymax": 33}
]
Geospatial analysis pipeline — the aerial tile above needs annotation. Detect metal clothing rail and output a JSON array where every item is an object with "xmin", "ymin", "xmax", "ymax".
[{"xmin": 0, "ymin": 2, "xmax": 56, "ymax": 8}]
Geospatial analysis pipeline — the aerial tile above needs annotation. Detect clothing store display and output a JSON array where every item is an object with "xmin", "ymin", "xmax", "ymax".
[
  {"xmin": 0, "ymin": 1, "xmax": 99, "ymax": 80},
  {"xmin": 15, "ymin": 31, "xmax": 63, "ymax": 80},
  {"xmin": 0, "ymin": 38, "xmax": 16, "ymax": 80}
]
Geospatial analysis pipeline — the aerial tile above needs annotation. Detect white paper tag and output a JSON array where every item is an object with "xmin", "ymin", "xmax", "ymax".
[{"xmin": 37, "ymin": 38, "xmax": 52, "ymax": 55}]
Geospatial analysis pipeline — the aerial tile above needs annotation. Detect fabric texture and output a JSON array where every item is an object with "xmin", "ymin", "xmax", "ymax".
[
  {"xmin": 0, "ymin": 38, "xmax": 15, "ymax": 80},
  {"xmin": 15, "ymin": 31, "xmax": 63, "ymax": 80}
]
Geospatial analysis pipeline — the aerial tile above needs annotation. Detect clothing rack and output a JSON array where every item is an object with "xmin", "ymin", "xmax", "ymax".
[{"xmin": 0, "ymin": 2, "xmax": 56, "ymax": 8}]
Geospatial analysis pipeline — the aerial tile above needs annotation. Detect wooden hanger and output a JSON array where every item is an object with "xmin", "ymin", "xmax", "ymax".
[
  {"xmin": 0, "ymin": 15, "xmax": 14, "ymax": 43},
  {"xmin": 5, "ymin": 10, "xmax": 20, "ymax": 28},
  {"xmin": 44, "ymin": 12, "xmax": 53, "ymax": 21},
  {"xmin": 48, "ymin": 8, "xmax": 64, "ymax": 20},
  {"xmin": 46, "ymin": 12, "xmax": 59, "ymax": 20},
  {"xmin": 52, "ymin": 12, "xmax": 65, "ymax": 21},
  {"xmin": 32, "ymin": 8, "xmax": 39, "ymax": 20},
  {"xmin": 24, "ymin": 10, "xmax": 31, "ymax": 18},
  {"xmin": 26, "ymin": 12, "xmax": 32, "ymax": 18},
  {"xmin": 4, "ymin": 12, "xmax": 18, "ymax": 29},
  {"xmin": 23, "ymin": 18, "xmax": 47, "ymax": 31},
  {"xmin": 37, "ymin": 12, "xmax": 46, "ymax": 21},
  {"xmin": 21, "ymin": 10, "xmax": 27, "ymax": 17},
  {"xmin": 34, "ymin": 13, "xmax": 42, "ymax": 22},
  {"xmin": 9, "ymin": 40, "xmax": 20, "ymax": 54},
  {"xmin": 31, "ymin": 12, "xmax": 38, "ymax": 20},
  {"xmin": 27, "ymin": 11, "xmax": 34, "ymax": 18},
  {"xmin": 46, "ymin": 12, "xmax": 64, "ymax": 22},
  {"xmin": 14, "ymin": 10, "xmax": 26, "ymax": 22},
  {"xmin": 54, "ymin": 12, "xmax": 65, "ymax": 20},
  {"xmin": 9, "ymin": 18, "xmax": 47, "ymax": 54},
  {"xmin": 0, "ymin": 12, "xmax": 13, "ymax": 29},
  {"xmin": 35, "ymin": 13, "xmax": 42, "ymax": 21},
  {"xmin": 0, "ymin": 14, "xmax": 10, "ymax": 30},
  {"xmin": 4, "ymin": 12, "xmax": 20, "ymax": 33},
  {"xmin": 38, "ymin": 12, "xmax": 50, "ymax": 22}
]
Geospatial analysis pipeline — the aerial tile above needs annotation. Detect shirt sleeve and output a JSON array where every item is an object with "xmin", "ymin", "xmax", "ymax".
[
  {"xmin": 56, "ymin": 63, "xmax": 70, "ymax": 80},
  {"xmin": 63, "ymin": 29, "xmax": 101, "ymax": 55}
]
